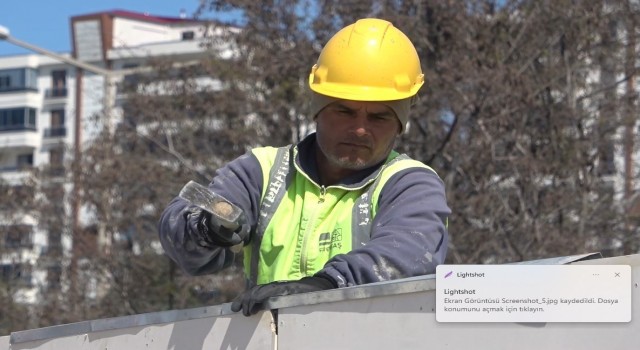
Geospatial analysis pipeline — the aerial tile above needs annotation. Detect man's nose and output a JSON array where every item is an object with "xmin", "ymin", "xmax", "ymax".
[{"xmin": 351, "ymin": 115, "xmax": 369, "ymax": 136}]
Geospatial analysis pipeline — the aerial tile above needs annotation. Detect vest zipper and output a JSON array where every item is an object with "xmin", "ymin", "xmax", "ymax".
[
  {"xmin": 300, "ymin": 185, "xmax": 327, "ymax": 274},
  {"xmin": 319, "ymin": 185, "xmax": 326, "ymax": 203}
]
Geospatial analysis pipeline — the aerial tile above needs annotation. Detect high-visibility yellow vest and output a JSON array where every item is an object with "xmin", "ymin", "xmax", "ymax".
[{"xmin": 244, "ymin": 144, "xmax": 436, "ymax": 285}]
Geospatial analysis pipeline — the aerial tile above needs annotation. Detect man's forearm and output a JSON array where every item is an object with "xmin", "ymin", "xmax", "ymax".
[{"xmin": 319, "ymin": 168, "xmax": 450, "ymax": 287}]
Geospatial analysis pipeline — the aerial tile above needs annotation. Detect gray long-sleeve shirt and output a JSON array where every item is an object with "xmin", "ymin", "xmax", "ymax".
[{"xmin": 158, "ymin": 133, "xmax": 450, "ymax": 287}]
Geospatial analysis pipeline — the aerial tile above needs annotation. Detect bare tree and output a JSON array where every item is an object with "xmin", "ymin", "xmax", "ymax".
[
  {"xmin": 6, "ymin": 0, "xmax": 639, "ymax": 329},
  {"xmin": 200, "ymin": 0, "xmax": 640, "ymax": 263}
]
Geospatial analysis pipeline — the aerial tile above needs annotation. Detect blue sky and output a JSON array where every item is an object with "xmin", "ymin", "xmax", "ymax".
[{"xmin": 0, "ymin": 0, "xmax": 228, "ymax": 57}]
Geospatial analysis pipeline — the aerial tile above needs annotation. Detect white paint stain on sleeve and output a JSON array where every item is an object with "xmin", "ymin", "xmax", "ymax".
[
  {"xmin": 424, "ymin": 251, "xmax": 433, "ymax": 263},
  {"xmin": 372, "ymin": 257, "xmax": 403, "ymax": 281}
]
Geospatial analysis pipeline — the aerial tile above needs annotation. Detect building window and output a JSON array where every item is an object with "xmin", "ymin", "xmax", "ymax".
[
  {"xmin": 48, "ymin": 148, "xmax": 65, "ymax": 177},
  {"xmin": 0, "ymin": 107, "xmax": 37, "ymax": 131},
  {"xmin": 0, "ymin": 68, "xmax": 38, "ymax": 93},
  {"xmin": 50, "ymin": 148, "xmax": 64, "ymax": 166},
  {"xmin": 51, "ymin": 109, "xmax": 65, "ymax": 126},
  {"xmin": 182, "ymin": 31, "xmax": 195, "ymax": 40},
  {"xmin": 45, "ymin": 109, "xmax": 66, "ymax": 137},
  {"xmin": 52, "ymin": 70, "xmax": 66, "ymax": 88},
  {"xmin": 29, "ymin": 107, "xmax": 36, "ymax": 125},
  {"xmin": 47, "ymin": 70, "xmax": 68, "ymax": 98},
  {"xmin": 47, "ymin": 265, "xmax": 62, "ymax": 288},
  {"xmin": 1, "ymin": 264, "xmax": 18, "ymax": 281},
  {"xmin": 0, "ymin": 76, "xmax": 10, "ymax": 89},
  {"xmin": 2, "ymin": 224, "xmax": 33, "ymax": 249},
  {"xmin": 0, "ymin": 263, "xmax": 32, "ymax": 286},
  {"xmin": 17, "ymin": 153, "xmax": 33, "ymax": 168},
  {"xmin": 49, "ymin": 148, "xmax": 64, "ymax": 165}
]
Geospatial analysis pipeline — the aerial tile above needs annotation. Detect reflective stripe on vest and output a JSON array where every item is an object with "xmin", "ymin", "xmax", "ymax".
[
  {"xmin": 249, "ymin": 146, "xmax": 293, "ymax": 286},
  {"xmin": 350, "ymin": 154, "xmax": 410, "ymax": 251}
]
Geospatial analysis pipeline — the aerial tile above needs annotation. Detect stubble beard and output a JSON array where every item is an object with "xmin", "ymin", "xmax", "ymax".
[
  {"xmin": 330, "ymin": 154, "xmax": 368, "ymax": 170},
  {"xmin": 317, "ymin": 138, "xmax": 396, "ymax": 171}
]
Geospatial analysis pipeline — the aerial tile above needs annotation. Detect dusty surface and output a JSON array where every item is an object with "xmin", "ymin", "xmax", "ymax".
[{"xmin": 213, "ymin": 201, "xmax": 234, "ymax": 219}]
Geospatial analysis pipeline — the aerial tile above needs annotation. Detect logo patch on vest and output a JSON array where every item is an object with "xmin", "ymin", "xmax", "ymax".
[{"xmin": 319, "ymin": 228, "xmax": 343, "ymax": 252}]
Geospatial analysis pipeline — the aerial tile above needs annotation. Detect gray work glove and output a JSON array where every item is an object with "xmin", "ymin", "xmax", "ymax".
[{"xmin": 186, "ymin": 206, "xmax": 250, "ymax": 248}]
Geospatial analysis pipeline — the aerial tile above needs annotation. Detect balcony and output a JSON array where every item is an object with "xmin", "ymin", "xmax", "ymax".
[
  {"xmin": 0, "ymin": 167, "xmax": 32, "ymax": 184},
  {"xmin": 0, "ymin": 86, "xmax": 38, "ymax": 94},
  {"xmin": 41, "ymin": 166, "xmax": 66, "ymax": 179},
  {"xmin": 0, "ymin": 127, "xmax": 39, "ymax": 149},
  {"xmin": 44, "ymin": 87, "xmax": 68, "ymax": 98},
  {"xmin": 43, "ymin": 127, "xmax": 67, "ymax": 138},
  {"xmin": 43, "ymin": 87, "xmax": 68, "ymax": 106}
]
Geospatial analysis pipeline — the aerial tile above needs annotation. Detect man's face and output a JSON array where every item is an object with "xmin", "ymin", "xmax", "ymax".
[{"xmin": 315, "ymin": 100, "xmax": 401, "ymax": 171}]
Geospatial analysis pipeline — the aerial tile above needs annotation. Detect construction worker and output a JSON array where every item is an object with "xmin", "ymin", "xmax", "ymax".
[{"xmin": 158, "ymin": 18, "xmax": 450, "ymax": 316}]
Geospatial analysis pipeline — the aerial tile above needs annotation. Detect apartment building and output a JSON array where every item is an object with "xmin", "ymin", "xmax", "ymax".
[{"xmin": 0, "ymin": 10, "xmax": 212, "ymax": 302}]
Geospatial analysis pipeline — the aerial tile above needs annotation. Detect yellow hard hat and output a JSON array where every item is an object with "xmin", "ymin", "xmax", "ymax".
[{"xmin": 308, "ymin": 18, "xmax": 424, "ymax": 102}]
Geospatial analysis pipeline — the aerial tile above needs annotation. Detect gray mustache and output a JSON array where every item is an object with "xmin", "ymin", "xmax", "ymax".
[{"xmin": 342, "ymin": 137, "xmax": 372, "ymax": 148}]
